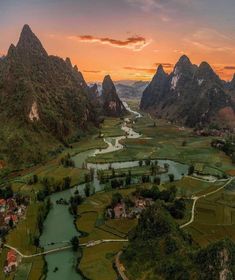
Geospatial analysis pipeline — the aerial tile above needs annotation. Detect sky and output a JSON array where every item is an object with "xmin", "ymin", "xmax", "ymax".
[{"xmin": 0, "ymin": 0, "xmax": 235, "ymax": 82}]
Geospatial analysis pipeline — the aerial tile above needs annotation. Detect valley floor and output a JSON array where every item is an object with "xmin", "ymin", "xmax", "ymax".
[{"xmin": 0, "ymin": 100, "xmax": 234, "ymax": 280}]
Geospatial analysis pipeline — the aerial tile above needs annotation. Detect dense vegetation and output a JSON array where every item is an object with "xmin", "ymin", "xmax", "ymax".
[
  {"xmin": 212, "ymin": 138, "xmax": 235, "ymax": 164},
  {"xmin": 0, "ymin": 25, "xmax": 101, "ymax": 168},
  {"xmin": 122, "ymin": 202, "xmax": 235, "ymax": 280}
]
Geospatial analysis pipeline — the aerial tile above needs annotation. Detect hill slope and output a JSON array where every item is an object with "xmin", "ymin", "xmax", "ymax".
[
  {"xmin": 140, "ymin": 55, "xmax": 235, "ymax": 129},
  {"xmin": 0, "ymin": 25, "xmax": 99, "ymax": 167},
  {"xmin": 122, "ymin": 202, "xmax": 235, "ymax": 280}
]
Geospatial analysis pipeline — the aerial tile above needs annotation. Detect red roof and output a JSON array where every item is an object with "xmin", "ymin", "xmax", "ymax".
[
  {"xmin": 11, "ymin": 215, "xmax": 18, "ymax": 222},
  {"xmin": 0, "ymin": 199, "xmax": 6, "ymax": 206},
  {"xmin": 7, "ymin": 250, "xmax": 17, "ymax": 264}
]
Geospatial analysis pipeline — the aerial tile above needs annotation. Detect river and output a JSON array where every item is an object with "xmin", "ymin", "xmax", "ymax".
[{"xmin": 40, "ymin": 102, "xmax": 188, "ymax": 279}]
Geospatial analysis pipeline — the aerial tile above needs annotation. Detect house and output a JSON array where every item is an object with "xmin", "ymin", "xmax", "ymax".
[
  {"xmin": 114, "ymin": 203, "xmax": 126, "ymax": 219},
  {"xmin": 7, "ymin": 198, "xmax": 17, "ymax": 211},
  {"xmin": 0, "ymin": 199, "xmax": 6, "ymax": 213},
  {"xmin": 4, "ymin": 214, "xmax": 18, "ymax": 226},
  {"xmin": 4, "ymin": 249, "xmax": 18, "ymax": 274}
]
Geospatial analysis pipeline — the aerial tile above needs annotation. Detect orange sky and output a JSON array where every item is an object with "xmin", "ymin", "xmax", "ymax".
[{"xmin": 1, "ymin": 0, "xmax": 235, "ymax": 82}]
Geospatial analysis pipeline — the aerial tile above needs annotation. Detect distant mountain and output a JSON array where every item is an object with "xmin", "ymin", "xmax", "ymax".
[
  {"xmin": 89, "ymin": 76, "xmax": 127, "ymax": 117},
  {"xmin": 140, "ymin": 55, "xmax": 235, "ymax": 129},
  {"xmin": 116, "ymin": 81, "xmax": 148, "ymax": 100},
  {"xmin": 0, "ymin": 25, "xmax": 113, "ymax": 167}
]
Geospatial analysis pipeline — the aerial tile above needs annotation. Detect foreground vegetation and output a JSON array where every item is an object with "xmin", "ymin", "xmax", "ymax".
[
  {"xmin": 77, "ymin": 188, "xmax": 139, "ymax": 280},
  {"xmin": 122, "ymin": 202, "xmax": 235, "ymax": 280}
]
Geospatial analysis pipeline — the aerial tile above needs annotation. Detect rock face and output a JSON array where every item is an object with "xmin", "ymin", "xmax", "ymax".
[
  {"xmin": 140, "ymin": 55, "xmax": 235, "ymax": 129},
  {"xmin": 101, "ymin": 75, "xmax": 127, "ymax": 117},
  {"xmin": 0, "ymin": 24, "xmax": 100, "ymax": 165}
]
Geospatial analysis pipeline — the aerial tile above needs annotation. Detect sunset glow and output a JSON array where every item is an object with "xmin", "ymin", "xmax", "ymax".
[{"xmin": 1, "ymin": 0, "xmax": 235, "ymax": 82}]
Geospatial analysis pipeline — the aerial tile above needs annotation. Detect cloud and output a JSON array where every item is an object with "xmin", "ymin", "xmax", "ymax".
[
  {"xmin": 124, "ymin": 63, "xmax": 174, "ymax": 74},
  {"xmin": 69, "ymin": 34, "xmax": 151, "ymax": 51},
  {"xmin": 124, "ymin": 66, "xmax": 157, "ymax": 74},
  {"xmin": 126, "ymin": 0, "xmax": 191, "ymax": 11},
  {"xmin": 155, "ymin": 63, "xmax": 174, "ymax": 69},
  {"xmin": 224, "ymin": 66, "xmax": 235, "ymax": 70},
  {"xmin": 125, "ymin": 0, "xmax": 193, "ymax": 21},
  {"xmin": 185, "ymin": 28, "xmax": 234, "ymax": 53},
  {"xmin": 83, "ymin": 70, "xmax": 102, "ymax": 73},
  {"xmin": 174, "ymin": 49, "xmax": 186, "ymax": 55}
]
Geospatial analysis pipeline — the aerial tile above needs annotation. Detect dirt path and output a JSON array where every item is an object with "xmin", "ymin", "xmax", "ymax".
[
  {"xmin": 4, "ymin": 239, "xmax": 128, "ymax": 258},
  {"xmin": 115, "ymin": 251, "xmax": 129, "ymax": 280},
  {"xmin": 180, "ymin": 178, "xmax": 234, "ymax": 229}
]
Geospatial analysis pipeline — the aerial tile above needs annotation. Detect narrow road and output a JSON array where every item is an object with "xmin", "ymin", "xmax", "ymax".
[
  {"xmin": 115, "ymin": 251, "xmax": 129, "ymax": 280},
  {"xmin": 4, "ymin": 244, "xmax": 72, "ymax": 258},
  {"xmin": 180, "ymin": 178, "xmax": 233, "ymax": 229},
  {"xmin": 4, "ymin": 239, "xmax": 128, "ymax": 258}
]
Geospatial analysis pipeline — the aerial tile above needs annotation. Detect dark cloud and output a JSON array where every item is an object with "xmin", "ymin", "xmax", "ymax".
[
  {"xmin": 124, "ymin": 66, "xmax": 156, "ymax": 74},
  {"xmin": 155, "ymin": 63, "xmax": 174, "ymax": 68},
  {"xmin": 224, "ymin": 66, "xmax": 235, "ymax": 70},
  {"xmin": 69, "ymin": 34, "xmax": 151, "ymax": 51},
  {"xmin": 83, "ymin": 70, "xmax": 102, "ymax": 73}
]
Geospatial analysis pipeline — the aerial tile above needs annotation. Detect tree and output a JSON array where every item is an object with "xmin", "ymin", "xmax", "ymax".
[
  {"xmin": 232, "ymin": 152, "xmax": 235, "ymax": 164},
  {"xmin": 69, "ymin": 194, "xmax": 83, "ymax": 215},
  {"xmin": 9, "ymin": 218, "xmax": 14, "ymax": 228},
  {"xmin": 111, "ymin": 193, "xmax": 123, "ymax": 208},
  {"xmin": 33, "ymin": 174, "xmax": 38, "ymax": 184},
  {"xmin": 182, "ymin": 140, "xmax": 187, "ymax": 146},
  {"xmin": 154, "ymin": 176, "xmax": 161, "ymax": 185},
  {"xmin": 89, "ymin": 168, "xmax": 95, "ymax": 181},
  {"xmin": 34, "ymin": 236, "xmax": 40, "ymax": 247},
  {"xmin": 135, "ymin": 202, "xmax": 172, "ymax": 239},
  {"xmin": 126, "ymin": 170, "xmax": 132, "ymax": 186},
  {"xmin": 168, "ymin": 174, "xmax": 175, "ymax": 182},
  {"xmin": 70, "ymin": 236, "xmax": 79, "ymax": 251},
  {"xmin": 164, "ymin": 163, "xmax": 169, "ymax": 172},
  {"xmin": 139, "ymin": 160, "xmax": 143, "ymax": 167},
  {"xmin": 111, "ymin": 168, "xmax": 115, "ymax": 178},
  {"xmin": 84, "ymin": 173, "xmax": 90, "ymax": 183},
  {"xmin": 150, "ymin": 164, "xmax": 157, "ymax": 176},
  {"xmin": 63, "ymin": 176, "xmax": 71, "ymax": 189},
  {"xmin": 84, "ymin": 183, "xmax": 91, "ymax": 197},
  {"xmin": 188, "ymin": 165, "xmax": 194, "ymax": 175},
  {"xmin": 145, "ymin": 158, "xmax": 151, "ymax": 166}
]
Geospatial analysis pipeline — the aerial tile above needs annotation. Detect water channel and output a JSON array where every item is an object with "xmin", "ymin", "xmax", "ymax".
[{"xmin": 40, "ymin": 102, "xmax": 188, "ymax": 279}]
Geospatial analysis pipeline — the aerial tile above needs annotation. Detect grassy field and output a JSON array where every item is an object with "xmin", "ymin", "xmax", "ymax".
[
  {"xmin": 88, "ymin": 113, "xmax": 234, "ymax": 175},
  {"xmin": 185, "ymin": 181, "xmax": 235, "ymax": 247},
  {"xmin": 77, "ymin": 188, "xmax": 139, "ymax": 280},
  {"xmin": 163, "ymin": 176, "xmax": 220, "ymax": 197},
  {"xmin": 100, "ymin": 118, "xmax": 125, "ymax": 137},
  {"xmin": 101, "ymin": 165, "xmax": 165, "ymax": 179},
  {"xmin": 0, "ymin": 198, "xmax": 45, "ymax": 280}
]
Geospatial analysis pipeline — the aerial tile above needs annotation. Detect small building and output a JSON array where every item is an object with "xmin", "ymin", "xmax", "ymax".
[
  {"xmin": 4, "ymin": 249, "xmax": 18, "ymax": 274},
  {"xmin": 0, "ymin": 199, "xmax": 6, "ymax": 213},
  {"xmin": 114, "ymin": 203, "xmax": 126, "ymax": 219}
]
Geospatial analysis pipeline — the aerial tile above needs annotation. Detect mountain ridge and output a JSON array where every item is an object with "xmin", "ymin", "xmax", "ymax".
[
  {"xmin": 0, "ymin": 25, "xmax": 124, "ymax": 167},
  {"xmin": 140, "ymin": 55, "xmax": 235, "ymax": 129}
]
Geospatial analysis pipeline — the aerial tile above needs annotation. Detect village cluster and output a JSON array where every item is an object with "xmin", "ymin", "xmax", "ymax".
[
  {"xmin": 106, "ymin": 195, "xmax": 153, "ymax": 219},
  {"xmin": 0, "ymin": 196, "xmax": 28, "ymax": 274}
]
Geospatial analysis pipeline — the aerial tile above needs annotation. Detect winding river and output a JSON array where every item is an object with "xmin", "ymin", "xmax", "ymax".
[{"xmin": 40, "ymin": 102, "xmax": 188, "ymax": 280}]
